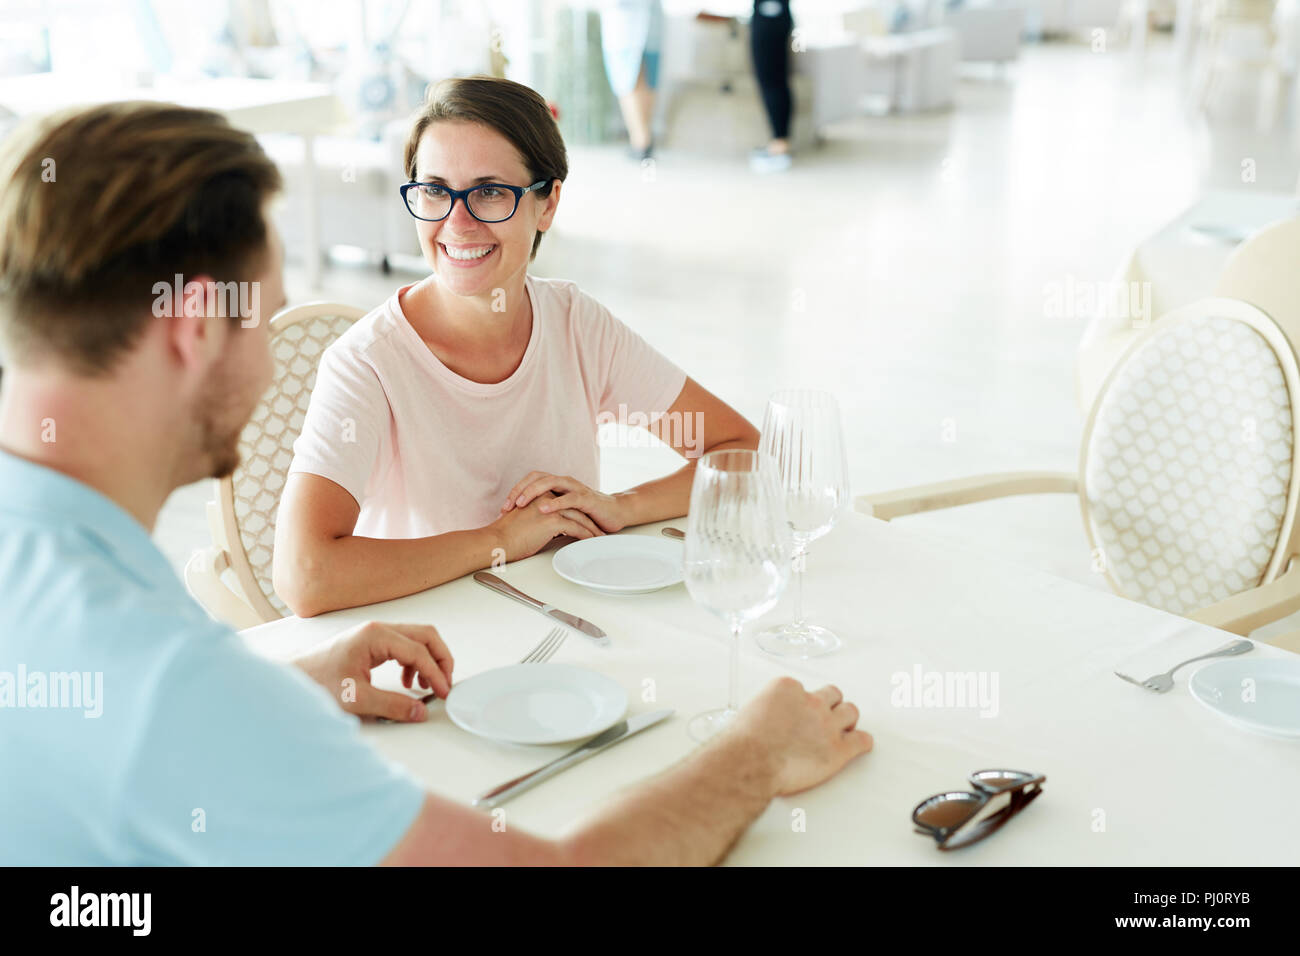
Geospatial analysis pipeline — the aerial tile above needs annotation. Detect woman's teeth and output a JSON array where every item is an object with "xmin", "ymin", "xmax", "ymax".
[{"xmin": 442, "ymin": 244, "xmax": 494, "ymax": 261}]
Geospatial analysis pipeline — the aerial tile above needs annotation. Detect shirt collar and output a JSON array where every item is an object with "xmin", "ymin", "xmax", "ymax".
[{"xmin": 0, "ymin": 447, "xmax": 178, "ymax": 590}]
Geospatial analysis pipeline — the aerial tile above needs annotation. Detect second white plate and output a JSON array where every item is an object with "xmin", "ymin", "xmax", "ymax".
[
  {"xmin": 553, "ymin": 535, "xmax": 684, "ymax": 594},
  {"xmin": 1188, "ymin": 657, "xmax": 1300, "ymax": 739}
]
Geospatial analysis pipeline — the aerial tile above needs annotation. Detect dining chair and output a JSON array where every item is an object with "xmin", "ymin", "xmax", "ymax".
[
  {"xmin": 858, "ymin": 296, "xmax": 1300, "ymax": 638},
  {"xmin": 1189, "ymin": 0, "xmax": 1288, "ymax": 129},
  {"xmin": 1213, "ymin": 214, "xmax": 1300, "ymax": 338},
  {"xmin": 184, "ymin": 301, "xmax": 367, "ymax": 628}
]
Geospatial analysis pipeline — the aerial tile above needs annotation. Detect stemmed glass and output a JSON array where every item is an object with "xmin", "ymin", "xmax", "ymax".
[
  {"xmin": 683, "ymin": 449, "xmax": 791, "ymax": 742},
  {"xmin": 755, "ymin": 389, "xmax": 851, "ymax": 659}
]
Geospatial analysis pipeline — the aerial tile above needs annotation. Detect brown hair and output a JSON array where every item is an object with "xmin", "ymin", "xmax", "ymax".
[
  {"xmin": 404, "ymin": 76, "xmax": 568, "ymax": 259},
  {"xmin": 0, "ymin": 101, "xmax": 282, "ymax": 375}
]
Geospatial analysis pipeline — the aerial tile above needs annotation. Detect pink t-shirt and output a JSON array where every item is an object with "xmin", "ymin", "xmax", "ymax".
[{"xmin": 287, "ymin": 275, "xmax": 687, "ymax": 539}]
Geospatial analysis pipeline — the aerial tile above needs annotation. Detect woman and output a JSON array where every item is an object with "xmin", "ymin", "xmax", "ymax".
[{"xmin": 273, "ymin": 76, "xmax": 758, "ymax": 617}]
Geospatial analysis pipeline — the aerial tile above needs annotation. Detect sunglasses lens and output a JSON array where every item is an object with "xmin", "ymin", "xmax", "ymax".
[
  {"xmin": 970, "ymin": 769, "xmax": 1037, "ymax": 792},
  {"xmin": 914, "ymin": 792, "xmax": 984, "ymax": 831}
]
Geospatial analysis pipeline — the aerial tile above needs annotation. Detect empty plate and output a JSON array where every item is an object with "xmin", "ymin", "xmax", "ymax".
[
  {"xmin": 552, "ymin": 535, "xmax": 684, "ymax": 594},
  {"xmin": 445, "ymin": 663, "xmax": 628, "ymax": 745},
  {"xmin": 1188, "ymin": 658, "xmax": 1300, "ymax": 739}
]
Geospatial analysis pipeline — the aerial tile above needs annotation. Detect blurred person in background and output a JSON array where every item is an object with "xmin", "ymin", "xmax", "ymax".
[
  {"xmin": 599, "ymin": 0, "xmax": 664, "ymax": 160},
  {"xmin": 749, "ymin": 0, "xmax": 794, "ymax": 173}
]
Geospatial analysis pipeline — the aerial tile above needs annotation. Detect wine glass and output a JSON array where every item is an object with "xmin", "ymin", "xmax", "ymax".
[
  {"xmin": 683, "ymin": 449, "xmax": 791, "ymax": 742},
  {"xmin": 755, "ymin": 389, "xmax": 850, "ymax": 658}
]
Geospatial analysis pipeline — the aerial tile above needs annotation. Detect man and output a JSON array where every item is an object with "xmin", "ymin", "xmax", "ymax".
[{"xmin": 0, "ymin": 102, "xmax": 871, "ymax": 865}]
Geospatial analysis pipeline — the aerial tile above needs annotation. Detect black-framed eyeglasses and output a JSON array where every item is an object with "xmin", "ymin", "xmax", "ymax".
[
  {"xmin": 399, "ymin": 180, "xmax": 548, "ymax": 223},
  {"xmin": 912, "ymin": 769, "xmax": 1045, "ymax": 851}
]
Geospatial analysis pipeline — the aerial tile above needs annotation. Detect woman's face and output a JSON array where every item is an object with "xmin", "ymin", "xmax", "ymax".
[{"xmin": 411, "ymin": 120, "xmax": 560, "ymax": 300}]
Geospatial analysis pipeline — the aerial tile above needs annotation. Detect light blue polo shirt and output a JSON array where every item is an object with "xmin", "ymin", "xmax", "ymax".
[{"xmin": 0, "ymin": 449, "xmax": 425, "ymax": 865}]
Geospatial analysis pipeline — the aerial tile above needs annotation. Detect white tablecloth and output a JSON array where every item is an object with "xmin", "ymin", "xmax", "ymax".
[{"xmin": 242, "ymin": 512, "xmax": 1300, "ymax": 865}]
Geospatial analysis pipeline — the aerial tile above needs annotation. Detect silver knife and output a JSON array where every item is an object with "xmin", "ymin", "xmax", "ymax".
[
  {"xmin": 473, "ymin": 709, "xmax": 674, "ymax": 808},
  {"xmin": 473, "ymin": 571, "xmax": 609, "ymax": 646}
]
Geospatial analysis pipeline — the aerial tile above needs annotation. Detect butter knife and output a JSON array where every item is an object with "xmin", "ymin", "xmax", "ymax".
[
  {"xmin": 473, "ymin": 709, "xmax": 674, "ymax": 808},
  {"xmin": 473, "ymin": 571, "xmax": 609, "ymax": 645}
]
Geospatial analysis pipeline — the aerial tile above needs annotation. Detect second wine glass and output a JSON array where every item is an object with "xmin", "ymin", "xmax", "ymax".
[{"xmin": 755, "ymin": 389, "xmax": 850, "ymax": 659}]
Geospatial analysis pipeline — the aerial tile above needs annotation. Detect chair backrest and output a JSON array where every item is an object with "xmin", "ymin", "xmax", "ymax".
[
  {"xmin": 1215, "ymin": 214, "xmax": 1300, "ymax": 338},
  {"xmin": 1079, "ymin": 297, "xmax": 1300, "ymax": 616},
  {"xmin": 215, "ymin": 301, "xmax": 366, "ymax": 621}
]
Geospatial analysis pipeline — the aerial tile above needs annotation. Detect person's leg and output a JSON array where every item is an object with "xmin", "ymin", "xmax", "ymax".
[
  {"xmin": 618, "ymin": 60, "xmax": 653, "ymax": 154},
  {"xmin": 750, "ymin": 4, "xmax": 793, "ymax": 154}
]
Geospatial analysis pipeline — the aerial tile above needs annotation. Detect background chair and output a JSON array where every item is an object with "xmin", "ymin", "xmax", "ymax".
[
  {"xmin": 1190, "ymin": 0, "xmax": 1290, "ymax": 129},
  {"xmin": 860, "ymin": 296, "xmax": 1300, "ymax": 639},
  {"xmin": 1213, "ymin": 214, "xmax": 1300, "ymax": 334},
  {"xmin": 184, "ymin": 301, "xmax": 366, "ymax": 628}
]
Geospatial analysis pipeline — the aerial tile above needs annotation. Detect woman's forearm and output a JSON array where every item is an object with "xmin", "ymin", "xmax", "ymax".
[
  {"xmin": 614, "ymin": 434, "xmax": 759, "ymax": 527},
  {"xmin": 277, "ymin": 525, "xmax": 500, "ymax": 617}
]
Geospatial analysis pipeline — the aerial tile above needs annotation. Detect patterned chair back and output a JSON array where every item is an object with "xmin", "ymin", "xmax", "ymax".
[
  {"xmin": 216, "ymin": 302, "xmax": 366, "ymax": 621},
  {"xmin": 1080, "ymin": 297, "xmax": 1300, "ymax": 615}
]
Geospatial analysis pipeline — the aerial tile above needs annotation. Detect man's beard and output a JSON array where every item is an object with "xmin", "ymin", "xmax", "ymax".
[{"xmin": 197, "ymin": 366, "xmax": 248, "ymax": 481}]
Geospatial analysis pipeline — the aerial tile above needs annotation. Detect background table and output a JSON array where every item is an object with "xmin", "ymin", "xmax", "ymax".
[
  {"xmin": 242, "ymin": 512, "xmax": 1300, "ymax": 865},
  {"xmin": 0, "ymin": 73, "xmax": 346, "ymax": 290}
]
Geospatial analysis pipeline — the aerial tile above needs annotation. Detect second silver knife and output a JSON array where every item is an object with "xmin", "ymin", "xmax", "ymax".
[{"xmin": 473, "ymin": 571, "xmax": 609, "ymax": 645}]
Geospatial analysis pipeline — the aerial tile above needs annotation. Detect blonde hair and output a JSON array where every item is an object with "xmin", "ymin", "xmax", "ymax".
[{"xmin": 0, "ymin": 101, "xmax": 281, "ymax": 374}]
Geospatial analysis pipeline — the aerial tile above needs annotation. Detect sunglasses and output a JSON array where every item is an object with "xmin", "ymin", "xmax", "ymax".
[{"xmin": 912, "ymin": 769, "xmax": 1046, "ymax": 851}]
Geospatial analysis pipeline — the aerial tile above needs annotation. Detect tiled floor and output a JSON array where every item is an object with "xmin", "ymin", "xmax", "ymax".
[{"xmin": 157, "ymin": 36, "xmax": 1300, "ymax": 633}]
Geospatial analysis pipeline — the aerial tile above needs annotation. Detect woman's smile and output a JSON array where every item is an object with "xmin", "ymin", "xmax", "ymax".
[{"xmin": 438, "ymin": 241, "xmax": 498, "ymax": 266}]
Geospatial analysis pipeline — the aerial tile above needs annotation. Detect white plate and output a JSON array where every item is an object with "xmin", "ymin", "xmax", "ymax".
[
  {"xmin": 445, "ymin": 663, "xmax": 628, "ymax": 745},
  {"xmin": 1188, "ymin": 658, "xmax": 1300, "ymax": 739},
  {"xmin": 552, "ymin": 535, "xmax": 684, "ymax": 594}
]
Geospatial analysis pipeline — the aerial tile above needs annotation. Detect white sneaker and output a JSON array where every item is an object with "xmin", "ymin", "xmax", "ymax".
[{"xmin": 749, "ymin": 149, "xmax": 793, "ymax": 174}]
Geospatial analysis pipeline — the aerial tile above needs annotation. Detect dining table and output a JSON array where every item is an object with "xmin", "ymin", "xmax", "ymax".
[{"xmin": 240, "ymin": 511, "xmax": 1300, "ymax": 865}]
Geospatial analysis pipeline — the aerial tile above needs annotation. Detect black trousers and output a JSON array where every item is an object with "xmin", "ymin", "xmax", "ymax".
[{"xmin": 750, "ymin": 0, "xmax": 793, "ymax": 140}]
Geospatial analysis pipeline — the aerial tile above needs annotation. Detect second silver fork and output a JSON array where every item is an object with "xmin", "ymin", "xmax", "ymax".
[{"xmin": 416, "ymin": 626, "xmax": 566, "ymax": 705}]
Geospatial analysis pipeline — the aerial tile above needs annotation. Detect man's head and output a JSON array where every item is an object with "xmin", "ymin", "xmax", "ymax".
[{"xmin": 0, "ymin": 101, "xmax": 285, "ymax": 482}]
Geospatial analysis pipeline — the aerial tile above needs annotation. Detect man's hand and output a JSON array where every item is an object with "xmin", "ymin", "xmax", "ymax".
[
  {"xmin": 489, "ymin": 489, "xmax": 604, "ymax": 561},
  {"xmin": 727, "ymin": 677, "xmax": 873, "ymax": 795},
  {"xmin": 501, "ymin": 472, "xmax": 631, "ymax": 533},
  {"xmin": 293, "ymin": 621, "xmax": 454, "ymax": 722}
]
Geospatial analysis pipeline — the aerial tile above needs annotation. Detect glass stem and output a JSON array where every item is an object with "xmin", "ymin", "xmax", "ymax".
[
  {"xmin": 793, "ymin": 543, "xmax": 807, "ymax": 626},
  {"xmin": 727, "ymin": 619, "xmax": 742, "ymax": 715}
]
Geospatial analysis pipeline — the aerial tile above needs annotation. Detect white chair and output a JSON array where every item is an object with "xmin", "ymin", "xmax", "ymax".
[
  {"xmin": 1190, "ymin": 0, "xmax": 1290, "ymax": 129},
  {"xmin": 184, "ymin": 301, "xmax": 366, "ymax": 628},
  {"xmin": 860, "ymin": 296, "xmax": 1300, "ymax": 639},
  {"xmin": 945, "ymin": 4, "xmax": 1026, "ymax": 65},
  {"xmin": 1213, "ymin": 214, "xmax": 1300, "ymax": 329}
]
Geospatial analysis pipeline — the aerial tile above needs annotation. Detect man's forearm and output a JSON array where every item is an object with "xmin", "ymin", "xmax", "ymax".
[{"xmin": 560, "ymin": 730, "xmax": 778, "ymax": 866}]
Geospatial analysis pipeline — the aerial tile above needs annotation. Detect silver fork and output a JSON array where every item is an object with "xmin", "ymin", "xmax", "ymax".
[
  {"xmin": 1114, "ymin": 638, "xmax": 1254, "ymax": 693},
  {"xmin": 518, "ymin": 626, "xmax": 568, "ymax": 664},
  {"xmin": 415, "ymin": 627, "xmax": 566, "ymax": 705},
  {"xmin": 380, "ymin": 628, "xmax": 568, "ymax": 721}
]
